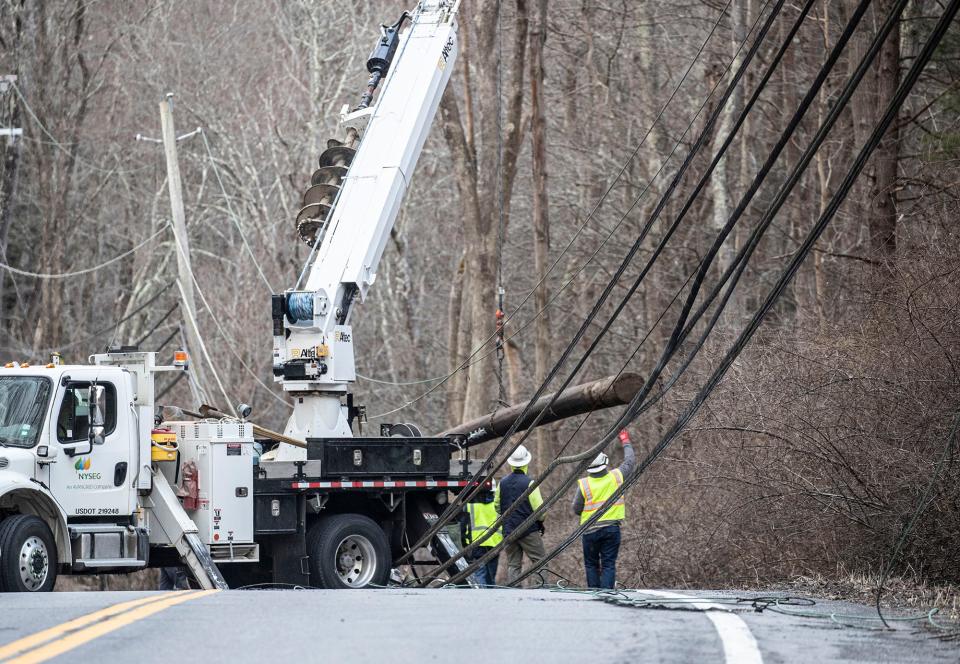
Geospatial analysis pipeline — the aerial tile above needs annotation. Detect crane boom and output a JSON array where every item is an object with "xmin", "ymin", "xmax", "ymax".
[{"xmin": 271, "ymin": 1, "xmax": 460, "ymax": 459}]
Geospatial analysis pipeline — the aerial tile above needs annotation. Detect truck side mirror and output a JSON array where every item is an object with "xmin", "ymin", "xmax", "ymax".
[
  {"xmin": 88, "ymin": 384, "xmax": 106, "ymax": 447},
  {"xmin": 36, "ymin": 445, "xmax": 59, "ymax": 464}
]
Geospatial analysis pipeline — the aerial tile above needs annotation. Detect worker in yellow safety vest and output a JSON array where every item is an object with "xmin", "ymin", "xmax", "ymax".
[
  {"xmin": 461, "ymin": 481, "xmax": 503, "ymax": 586},
  {"xmin": 571, "ymin": 429, "xmax": 636, "ymax": 588}
]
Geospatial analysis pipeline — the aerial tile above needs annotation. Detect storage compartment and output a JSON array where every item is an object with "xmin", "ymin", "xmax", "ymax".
[
  {"xmin": 306, "ymin": 437, "xmax": 453, "ymax": 478},
  {"xmin": 168, "ymin": 421, "xmax": 255, "ymax": 545},
  {"xmin": 254, "ymin": 494, "xmax": 299, "ymax": 534}
]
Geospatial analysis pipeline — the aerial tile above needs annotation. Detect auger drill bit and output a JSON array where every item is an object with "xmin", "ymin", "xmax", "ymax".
[{"xmin": 295, "ymin": 131, "xmax": 359, "ymax": 246}]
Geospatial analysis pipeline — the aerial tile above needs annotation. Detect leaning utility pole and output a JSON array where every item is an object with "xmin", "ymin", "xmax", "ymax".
[{"xmin": 158, "ymin": 94, "xmax": 210, "ymax": 405}]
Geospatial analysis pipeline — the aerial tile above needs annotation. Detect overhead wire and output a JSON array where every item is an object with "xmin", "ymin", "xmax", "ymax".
[
  {"xmin": 182, "ymin": 245, "xmax": 293, "ymax": 409},
  {"xmin": 356, "ymin": 372, "xmax": 449, "ymax": 386},
  {"xmin": 6, "ymin": 280, "xmax": 174, "ymax": 358},
  {"xmin": 368, "ymin": 0, "xmax": 739, "ymax": 419},
  {"xmin": 450, "ymin": 0, "xmax": 891, "ymax": 587},
  {"xmin": 505, "ymin": 0, "xmax": 957, "ymax": 587},
  {"xmin": 430, "ymin": 0, "xmax": 896, "ymax": 585},
  {"xmin": 404, "ymin": 0, "xmax": 779, "ymax": 567},
  {"xmin": 419, "ymin": 0, "xmax": 800, "ymax": 572},
  {"xmin": 133, "ymin": 303, "xmax": 179, "ymax": 347},
  {"xmin": 542, "ymin": 0, "xmax": 872, "ymax": 462},
  {"xmin": 484, "ymin": 0, "xmax": 818, "ymax": 456},
  {"xmin": 0, "ymin": 225, "xmax": 168, "ymax": 279},
  {"xmin": 399, "ymin": 0, "xmax": 781, "ymax": 566},
  {"xmin": 620, "ymin": 0, "xmax": 911, "ymax": 433}
]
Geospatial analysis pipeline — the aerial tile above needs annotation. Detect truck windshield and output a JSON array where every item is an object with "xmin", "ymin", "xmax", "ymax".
[{"xmin": 0, "ymin": 377, "xmax": 51, "ymax": 448}]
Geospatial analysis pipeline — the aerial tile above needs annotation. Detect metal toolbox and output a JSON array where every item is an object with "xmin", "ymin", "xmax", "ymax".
[{"xmin": 306, "ymin": 437, "xmax": 454, "ymax": 478}]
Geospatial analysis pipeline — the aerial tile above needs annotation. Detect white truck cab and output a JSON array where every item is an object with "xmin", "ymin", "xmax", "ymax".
[{"xmin": 0, "ymin": 350, "xmax": 206, "ymax": 591}]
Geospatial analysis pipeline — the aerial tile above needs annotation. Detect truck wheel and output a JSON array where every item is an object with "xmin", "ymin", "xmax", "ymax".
[
  {"xmin": 0, "ymin": 515, "xmax": 58, "ymax": 592},
  {"xmin": 308, "ymin": 514, "xmax": 391, "ymax": 589}
]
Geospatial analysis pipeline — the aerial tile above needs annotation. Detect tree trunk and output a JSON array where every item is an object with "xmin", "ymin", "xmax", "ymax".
[
  {"xmin": 440, "ymin": 0, "xmax": 529, "ymax": 424},
  {"xmin": 528, "ymin": 0, "xmax": 550, "ymax": 463},
  {"xmin": 868, "ymin": 0, "xmax": 900, "ymax": 259},
  {"xmin": 847, "ymin": 0, "xmax": 901, "ymax": 263},
  {"xmin": 709, "ymin": 0, "xmax": 745, "ymax": 280}
]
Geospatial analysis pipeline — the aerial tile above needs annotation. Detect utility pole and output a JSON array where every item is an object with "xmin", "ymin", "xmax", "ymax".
[{"xmin": 158, "ymin": 93, "xmax": 211, "ymax": 405}]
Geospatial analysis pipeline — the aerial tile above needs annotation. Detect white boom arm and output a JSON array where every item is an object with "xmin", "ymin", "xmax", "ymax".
[{"xmin": 272, "ymin": 1, "xmax": 459, "ymax": 458}]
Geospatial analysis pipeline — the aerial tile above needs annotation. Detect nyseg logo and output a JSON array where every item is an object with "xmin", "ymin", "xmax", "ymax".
[{"xmin": 74, "ymin": 457, "xmax": 101, "ymax": 480}]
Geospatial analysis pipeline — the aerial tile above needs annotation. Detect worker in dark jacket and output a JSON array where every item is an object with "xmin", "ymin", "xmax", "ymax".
[
  {"xmin": 494, "ymin": 444, "xmax": 546, "ymax": 585},
  {"xmin": 572, "ymin": 429, "xmax": 636, "ymax": 589}
]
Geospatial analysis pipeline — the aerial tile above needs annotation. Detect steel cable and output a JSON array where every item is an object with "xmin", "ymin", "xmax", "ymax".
[
  {"xmin": 617, "ymin": 0, "xmax": 912, "ymax": 434},
  {"xmin": 400, "ymin": 0, "xmax": 787, "ymax": 567},
  {"xmin": 506, "ymin": 0, "xmax": 957, "ymax": 587},
  {"xmin": 369, "ymin": 0, "xmax": 741, "ymax": 420},
  {"xmin": 484, "ymin": 0, "xmax": 894, "ymax": 587},
  {"xmin": 432, "ymin": 0, "xmax": 893, "ymax": 585}
]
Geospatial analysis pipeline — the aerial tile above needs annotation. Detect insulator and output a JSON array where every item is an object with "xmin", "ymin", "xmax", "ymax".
[{"xmin": 311, "ymin": 165, "xmax": 348, "ymax": 186}]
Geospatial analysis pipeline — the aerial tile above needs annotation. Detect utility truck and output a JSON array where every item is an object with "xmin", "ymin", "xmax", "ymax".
[{"xmin": 0, "ymin": 0, "xmax": 472, "ymax": 591}]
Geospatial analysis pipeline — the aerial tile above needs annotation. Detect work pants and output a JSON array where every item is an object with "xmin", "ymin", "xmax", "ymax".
[
  {"xmin": 582, "ymin": 523, "xmax": 621, "ymax": 589},
  {"xmin": 469, "ymin": 546, "xmax": 500, "ymax": 587},
  {"xmin": 158, "ymin": 567, "xmax": 189, "ymax": 590},
  {"xmin": 505, "ymin": 530, "xmax": 546, "ymax": 586}
]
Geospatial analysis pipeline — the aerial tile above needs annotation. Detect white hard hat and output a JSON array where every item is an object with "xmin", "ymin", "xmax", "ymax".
[
  {"xmin": 507, "ymin": 444, "xmax": 532, "ymax": 468},
  {"xmin": 587, "ymin": 452, "xmax": 609, "ymax": 474}
]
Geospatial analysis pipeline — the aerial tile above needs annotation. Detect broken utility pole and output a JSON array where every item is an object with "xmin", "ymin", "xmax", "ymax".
[{"xmin": 439, "ymin": 372, "xmax": 644, "ymax": 446}]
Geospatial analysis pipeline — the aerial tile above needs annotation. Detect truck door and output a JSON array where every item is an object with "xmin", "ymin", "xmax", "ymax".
[{"xmin": 47, "ymin": 378, "xmax": 137, "ymax": 519}]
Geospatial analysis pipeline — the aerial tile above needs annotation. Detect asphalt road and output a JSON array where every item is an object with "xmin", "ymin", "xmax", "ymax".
[{"xmin": 0, "ymin": 588, "xmax": 955, "ymax": 663}]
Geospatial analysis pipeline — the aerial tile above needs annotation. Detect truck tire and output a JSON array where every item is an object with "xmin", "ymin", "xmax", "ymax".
[
  {"xmin": 0, "ymin": 515, "xmax": 58, "ymax": 592},
  {"xmin": 307, "ymin": 514, "xmax": 391, "ymax": 589}
]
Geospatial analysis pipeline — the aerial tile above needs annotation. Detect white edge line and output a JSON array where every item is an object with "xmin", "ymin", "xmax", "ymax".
[{"xmin": 641, "ymin": 590, "xmax": 763, "ymax": 664}]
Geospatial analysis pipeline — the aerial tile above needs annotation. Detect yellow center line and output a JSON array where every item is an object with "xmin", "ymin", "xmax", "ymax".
[
  {"xmin": 0, "ymin": 593, "xmax": 186, "ymax": 661},
  {"xmin": 1, "ymin": 590, "xmax": 217, "ymax": 664}
]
